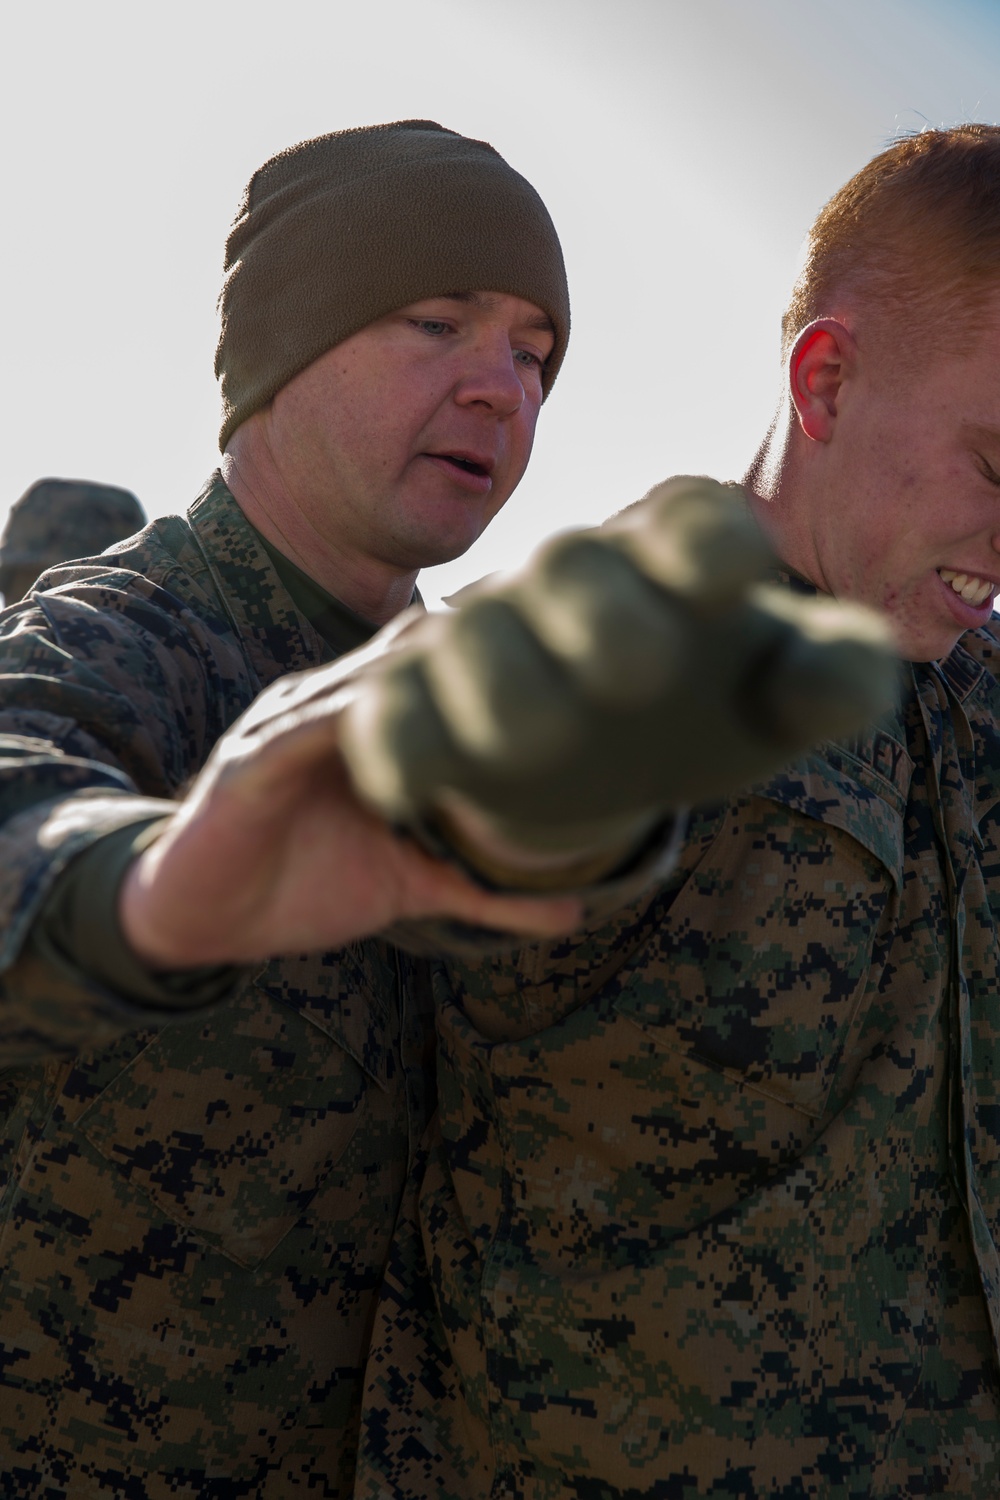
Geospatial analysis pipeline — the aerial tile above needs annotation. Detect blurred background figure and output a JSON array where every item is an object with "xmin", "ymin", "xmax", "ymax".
[{"xmin": 0, "ymin": 477, "xmax": 146, "ymax": 604}]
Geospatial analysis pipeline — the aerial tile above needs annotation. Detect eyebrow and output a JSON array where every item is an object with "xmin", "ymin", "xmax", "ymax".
[{"xmin": 437, "ymin": 290, "xmax": 555, "ymax": 336}]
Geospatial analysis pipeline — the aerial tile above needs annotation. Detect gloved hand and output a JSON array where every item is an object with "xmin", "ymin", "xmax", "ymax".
[{"xmin": 338, "ymin": 477, "xmax": 898, "ymax": 864}]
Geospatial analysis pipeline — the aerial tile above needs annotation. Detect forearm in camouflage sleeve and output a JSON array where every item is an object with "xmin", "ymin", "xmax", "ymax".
[{"xmin": 0, "ymin": 584, "xmax": 235, "ymax": 1061}]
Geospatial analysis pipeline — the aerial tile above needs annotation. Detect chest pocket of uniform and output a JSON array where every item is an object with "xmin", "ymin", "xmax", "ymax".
[
  {"xmin": 76, "ymin": 947, "xmax": 390, "ymax": 1270},
  {"xmin": 613, "ymin": 740, "xmax": 908, "ymax": 1123}
]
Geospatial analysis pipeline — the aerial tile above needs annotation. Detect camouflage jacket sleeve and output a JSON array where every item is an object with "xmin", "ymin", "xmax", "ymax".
[
  {"xmin": 0, "ymin": 530, "xmax": 257, "ymax": 1065},
  {"xmin": 36, "ymin": 817, "xmax": 241, "ymax": 1008}
]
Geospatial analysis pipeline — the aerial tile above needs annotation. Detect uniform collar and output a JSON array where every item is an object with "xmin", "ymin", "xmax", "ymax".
[
  {"xmin": 184, "ymin": 471, "xmax": 406, "ymax": 688},
  {"xmin": 184, "ymin": 472, "xmax": 334, "ymax": 688}
]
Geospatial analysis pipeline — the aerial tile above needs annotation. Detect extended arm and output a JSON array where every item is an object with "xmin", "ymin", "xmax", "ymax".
[{"xmin": 120, "ymin": 478, "xmax": 897, "ymax": 968}]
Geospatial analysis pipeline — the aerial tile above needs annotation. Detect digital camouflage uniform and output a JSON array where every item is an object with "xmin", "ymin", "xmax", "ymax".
[
  {"xmin": 0, "ymin": 474, "xmax": 436, "ymax": 1498},
  {"xmin": 358, "ymin": 587, "xmax": 1000, "ymax": 1499}
]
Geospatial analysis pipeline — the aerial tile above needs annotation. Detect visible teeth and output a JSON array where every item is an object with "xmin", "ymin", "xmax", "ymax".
[{"xmin": 939, "ymin": 569, "xmax": 993, "ymax": 606}]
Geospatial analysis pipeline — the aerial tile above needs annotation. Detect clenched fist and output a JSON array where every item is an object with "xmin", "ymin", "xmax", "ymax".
[{"xmin": 338, "ymin": 477, "xmax": 898, "ymax": 861}]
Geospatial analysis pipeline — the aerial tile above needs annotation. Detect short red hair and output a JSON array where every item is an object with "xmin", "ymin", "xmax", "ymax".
[{"xmin": 782, "ymin": 125, "xmax": 1000, "ymax": 361}]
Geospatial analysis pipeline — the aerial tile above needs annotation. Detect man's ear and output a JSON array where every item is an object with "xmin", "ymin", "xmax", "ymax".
[{"xmin": 788, "ymin": 319, "xmax": 858, "ymax": 443}]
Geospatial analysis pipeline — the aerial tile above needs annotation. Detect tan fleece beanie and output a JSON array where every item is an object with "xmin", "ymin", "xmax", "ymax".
[{"xmin": 216, "ymin": 120, "xmax": 570, "ymax": 450}]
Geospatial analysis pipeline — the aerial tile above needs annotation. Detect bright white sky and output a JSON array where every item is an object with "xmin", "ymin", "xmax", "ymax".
[{"xmin": 3, "ymin": 0, "xmax": 1000, "ymax": 607}]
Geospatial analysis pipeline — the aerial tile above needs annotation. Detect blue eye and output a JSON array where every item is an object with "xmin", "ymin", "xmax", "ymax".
[{"xmin": 412, "ymin": 319, "xmax": 450, "ymax": 336}]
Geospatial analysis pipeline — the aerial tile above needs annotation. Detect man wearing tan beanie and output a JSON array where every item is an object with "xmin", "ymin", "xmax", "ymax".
[{"xmin": 0, "ymin": 120, "xmax": 576, "ymax": 1498}]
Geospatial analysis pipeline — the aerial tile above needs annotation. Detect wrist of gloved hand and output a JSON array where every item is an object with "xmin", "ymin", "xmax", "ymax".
[{"xmin": 428, "ymin": 788, "xmax": 662, "ymax": 890}]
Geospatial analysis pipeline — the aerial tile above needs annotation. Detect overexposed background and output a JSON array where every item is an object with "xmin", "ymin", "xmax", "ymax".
[{"xmin": 3, "ymin": 0, "xmax": 1000, "ymax": 607}]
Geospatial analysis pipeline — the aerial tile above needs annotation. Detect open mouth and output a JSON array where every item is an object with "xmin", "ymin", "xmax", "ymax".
[
  {"xmin": 939, "ymin": 568, "xmax": 995, "ymax": 608},
  {"xmin": 437, "ymin": 454, "xmax": 490, "ymax": 477}
]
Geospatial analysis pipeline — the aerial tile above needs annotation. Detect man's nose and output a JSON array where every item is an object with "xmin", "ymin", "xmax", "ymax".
[{"xmin": 454, "ymin": 336, "xmax": 526, "ymax": 416}]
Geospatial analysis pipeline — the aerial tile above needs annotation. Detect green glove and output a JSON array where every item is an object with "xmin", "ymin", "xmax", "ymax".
[{"xmin": 339, "ymin": 477, "xmax": 898, "ymax": 861}]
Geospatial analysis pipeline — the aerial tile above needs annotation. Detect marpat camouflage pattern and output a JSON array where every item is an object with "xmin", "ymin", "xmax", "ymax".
[
  {"xmin": 357, "ymin": 577, "xmax": 1000, "ymax": 1498},
  {"xmin": 0, "ymin": 474, "xmax": 436, "ymax": 1498}
]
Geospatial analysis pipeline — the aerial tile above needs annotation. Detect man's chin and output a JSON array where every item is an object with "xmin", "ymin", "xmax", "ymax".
[
  {"xmin": 887, "ymin": 589, "xmax": 979, "ymax": 663},
  {"xmin": 898, "ymin": 626, "xmax": 966, "ymax": 663},
  {"xmin": 394, "ymin": 515, "xmax": 501, "ymax": 571}
]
